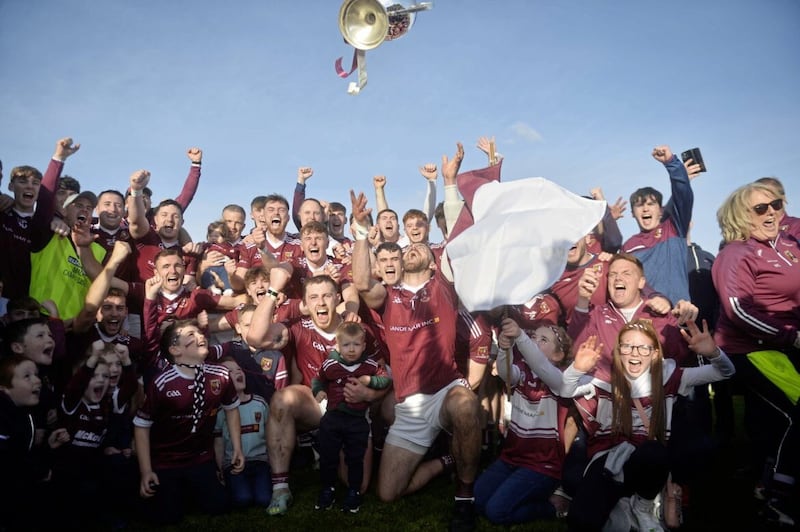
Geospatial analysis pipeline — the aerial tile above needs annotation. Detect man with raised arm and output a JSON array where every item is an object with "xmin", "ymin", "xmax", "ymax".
[{"xmin": 350, "ymin": 184, "xmax": 482, "ymax": 531}]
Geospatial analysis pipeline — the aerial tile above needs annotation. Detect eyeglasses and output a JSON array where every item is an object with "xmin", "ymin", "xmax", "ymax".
[
  {"xmin": 751, "ymin": 199, "xmax": 783, "ymax": 215},
  {"xmin": 619, "ymin": 343, "xmax": 655, "ymax": 356}
]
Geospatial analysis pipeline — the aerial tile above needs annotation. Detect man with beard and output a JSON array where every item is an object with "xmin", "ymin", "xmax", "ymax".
[
  {"xmin": 245, "ymin": 271, "xmax": 386, "ymax": 516},
  {"xmin": 350, "ymin": 189, "xmax": 482, "ymax": 532},
  {"xmin": 92, "ymin": 189, "xmax": 138, "ymax": 282},
  {"xmin": 71, "ymin": 242, "xmax": 147, "ymax": 377}
]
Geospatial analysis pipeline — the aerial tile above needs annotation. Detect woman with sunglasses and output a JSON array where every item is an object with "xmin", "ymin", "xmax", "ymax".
[
  {"xmin": 712, "ymin": 181, "xmax": 800, "ymax": 525},
  {"xmin": 563, "ymin": 320, "xmax": 733, "ymax": 531}
]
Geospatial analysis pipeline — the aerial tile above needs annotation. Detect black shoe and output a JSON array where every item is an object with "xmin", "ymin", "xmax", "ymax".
[
  {"xmin": 449, "ymin": 500, "xmax": 476, "ymax": 532},
  {"xmin": 341, "ymin": 488, "xmax": 361, "ymax": 514},
  {"xmin": 314, "ymin": 486, "xmax": 335, "ymax": 510}
]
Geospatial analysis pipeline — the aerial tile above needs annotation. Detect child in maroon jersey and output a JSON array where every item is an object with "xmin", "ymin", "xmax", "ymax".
[
  {"xmin": 311, "ymin": 322, "xmax": 391, "ymax": 513},
  {"xmin": 133, "ymin": 319, "xmax": 244, "ymax": 525},
  {"xmin": 49, "ymin": 341, "xmax": 136, "ymax": 526}
]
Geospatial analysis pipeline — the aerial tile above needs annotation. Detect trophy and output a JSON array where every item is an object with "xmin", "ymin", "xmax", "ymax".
[{"xmin": 335, "ymin": 0, "xmax": 433, "ymax": 94}]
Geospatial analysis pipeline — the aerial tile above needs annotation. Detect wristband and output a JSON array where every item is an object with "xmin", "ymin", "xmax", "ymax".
[
  {"xmin": 353, "ymin": 223, "xmax": 369, "ymax": 241},
  {"xmin": 130, "ymin": 189, "xmax": 142, "ymax": 197},
  {"xmin": 267, "ymin": 288, "xmax": 280, "ymax": 300},
  {"xmin": 191, "ymin": 160, "xmax": 202, "ymax": 166}
]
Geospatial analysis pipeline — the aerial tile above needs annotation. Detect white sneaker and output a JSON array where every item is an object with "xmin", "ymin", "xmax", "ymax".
[{"xmin": 629, "ymin": 494, "xmax": 664, "ymax": 532}]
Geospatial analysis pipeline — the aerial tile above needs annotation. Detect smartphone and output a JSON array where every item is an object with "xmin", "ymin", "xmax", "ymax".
[{"xmin": 681, "ymin": 148, "xmax": 706, "ymax": 173}]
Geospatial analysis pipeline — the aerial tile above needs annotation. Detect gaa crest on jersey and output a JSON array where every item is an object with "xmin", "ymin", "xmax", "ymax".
[
  {"xmin": 418, "ymin": 288, "xmax": 430, "ymax": 303},
  {"xmin": 210, "ymin": 378, "xmax": 222, "ymax": 395},
  {"xmin": 120, "ymin": 229, "xmax": 130, "ymax": 241},
  {"xmin": 261, "ymin": 357, "xmax": 273, "ymax": 372},
  {"xmin": 255, "ymin": 412, "xmax": 262, "ymax": 423},
  {"xmin": 784, "ymin": 249, "xmax": 799, "ymax": 263},
  {"xmin": 654, "ymin": 227, "xmax": 662, "ymax": 239},
  {"xmin": 593, "ymin": 263, "xmax": 604, "ymax": 274},
  {"xmin": 18, "ymin": 217, "xmax": 28, "ymax": 229},
  {"xmin": 477, "ymin": 346, "xmax": 489, "ymax": 357}
]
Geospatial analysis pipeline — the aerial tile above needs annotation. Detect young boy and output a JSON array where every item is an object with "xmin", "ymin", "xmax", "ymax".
[
  {"xmin": 311, "ymin": 322, "xmax": 391, "ymax": 513},
  {"xmin": 0, "ymin": 355, "xmax": 50, "ymax": 530},
  {"xmin": 133, "ymin": 319, "xmax": 244, "ymax": 525},
  {"xmin": 50, "ymin": 341, "xmax": 136, "ymax": 526},
  {"xmin": 214, "ymin": 357, "xmax": 271, "ymax": 509},
  {"xmin": 4, "ymin": 317, "xmax": 58, "ymax": 445}
]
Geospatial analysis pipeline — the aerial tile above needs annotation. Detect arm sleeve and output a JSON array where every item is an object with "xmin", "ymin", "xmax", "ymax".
[
  {"xmin": 663, "ymin": 155, "xmax": 693, "ymax": 237},
  {"xmin": 30, "ymin": 159, "xmax": 64, "ymax": 251},
  {"xmin": 422, "ymin": 179, "xmax": 436, "ymax": 223},
  {"xmin": 514, "ymin": 334, "xmax": 566, "ymax": 393},
  {"xmin": 599, "ymin": 206, "xmax": 622, "ymax": 253},
  {"xmin": 292, "ymin": 182, "xmax": 305, "ymax": 232},
  {"xmin": 678, "ymin": 351, "xmax": 735, "ymax": 394},
  {"xmin": 61, "ymin": 365, "xmax": 93, "ymax": 414},
  {"xmin": 174, "ymin": 163, "xmax": 201, "ymax": 212}
]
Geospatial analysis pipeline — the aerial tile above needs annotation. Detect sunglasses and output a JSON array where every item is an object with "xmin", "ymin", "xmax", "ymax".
[{"xmin": 751, "ymin": 199, "xmax": 783, "ymax": 215}]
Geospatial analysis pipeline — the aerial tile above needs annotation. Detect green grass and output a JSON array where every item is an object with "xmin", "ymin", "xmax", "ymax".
[{"xmin": 121, "ymin": 396, "xmax": 777, "ymax": 531}]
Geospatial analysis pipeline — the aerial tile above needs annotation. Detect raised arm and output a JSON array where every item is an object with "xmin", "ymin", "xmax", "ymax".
[
  {"xmin": 291, "ymin": 166, "xmax": 313, "ymax": 231},
  {"xmin": 244, "ymin": 265, "xmax": 291, "ymax": 349},
  {"xmin": 126, "ymin": 170, "xmax": 152, "ymax": 239},
  {"xmin": 173, "ymin": 147, "xmax": 203, "ymax": 212},
  {"xmin": 372, "ymin": 175, "xmax": 389, "ymax": 214},
  {"xmin": 73, "ymin": 241, "xmax": 131, "ymax": 333},
  {"xmin": 419, "ymin": 163, "xmax": 437, "ymax": 223},
  {"xmin": 350, "ymin": 190, "xmax": 387, "ymax": 309},
  {"xmin": 441, "ymin": 142, "xmax": 465, "ymax": 238},
  {"xmin": 653, "ymin": 145, "xmax": 693, "ymax": 237}
]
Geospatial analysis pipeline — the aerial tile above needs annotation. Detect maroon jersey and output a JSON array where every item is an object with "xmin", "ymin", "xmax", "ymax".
[
  {"xmin": 145, "ymin": 288, "xmax": 221, "ymax": 328},
  {"xmin": 262, "ymin": 233, "xmax": 303, "ymax": 263},
  {"xmin": 58, "ymin": 364, "xmax": 137, "ymax": 451},
  {"xmin": 132, "ymin": 228, "xmax": 197, "ymax": 283},
  {"xmin": 0, "ymin": 159, "xmax": 62, "ymax": 299},
  {"xmin": 316, "ymin": 354, "xmax": 389, "ymax": 413},
  {"xmin": 235, "ymin": 240, "xmax": 263, "ymax": 270},
  {"xmin": 378, "ymin": 273, "xmax": 462, "ymax": 401},
  {"xmin": 206, "ymin": 241, "xmax": 239, "ymax": 261},
  {"xmin": 92, "ymin": 224, "xmax": 137, "ymax": 281},
  {"xmin": 454, "ymin": 309, "xmax": 492, "ymax": 378},
  {"xmin": 133, "ymin": 363, "xmax": 239, "ymax": 469},
  {"xmin": 507, "ymin": 293, "xmax": 563, "ymax": 333}
]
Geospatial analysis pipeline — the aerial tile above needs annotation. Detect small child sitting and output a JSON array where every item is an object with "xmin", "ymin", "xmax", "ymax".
[
  {"xmin": 201, "ymin": 220, "xmax": 239, "ymax": 296},
  {"xmin": 311, "ymin": 322, "xmax": 391, "ymax": 513}
]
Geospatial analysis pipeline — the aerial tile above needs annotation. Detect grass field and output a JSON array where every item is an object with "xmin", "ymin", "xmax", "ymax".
[{"xmin": 120, "ymin": 396, "xmax": 783, "ymax": 531}]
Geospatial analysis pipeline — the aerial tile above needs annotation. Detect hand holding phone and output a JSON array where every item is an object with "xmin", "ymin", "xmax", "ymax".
[{"xmin": 681, "ymin": 147, "xmax": 706, "ymax": 173}]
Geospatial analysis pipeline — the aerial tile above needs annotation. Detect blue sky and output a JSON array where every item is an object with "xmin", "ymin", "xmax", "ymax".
[{"xmin": 2, "ymin": 0, "xmax": 798, "ymax": 255}]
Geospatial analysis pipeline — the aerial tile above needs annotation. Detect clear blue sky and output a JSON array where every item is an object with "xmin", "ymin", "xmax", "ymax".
[{"xmin": 2, "ymin": 0, "xmax": 798, "ymax": 255}]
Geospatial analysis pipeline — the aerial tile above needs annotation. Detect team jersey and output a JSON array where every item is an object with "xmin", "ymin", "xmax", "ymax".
[
  {"xmin": 499, "ymin": 356, "xmax": 567, "ymax": 479},
  {"xmin": 133, "ymin": 363, "xmax": 239, "ymax": 469},
  {"xmin": 378, "ymin": 273, "xmax": 462, "ymax": 401},
  {"xmin": 214, "ymin": 394, "xmax": 269, "ymax": 468},
  {"xmin": 312, "ymin": 351, "xmax": 390, "ymax": 415}
]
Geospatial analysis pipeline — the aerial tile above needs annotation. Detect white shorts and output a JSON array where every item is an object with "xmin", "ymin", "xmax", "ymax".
[{"xmin": 385, "ymin": 379, "xmax": 468, "ymax": 454}]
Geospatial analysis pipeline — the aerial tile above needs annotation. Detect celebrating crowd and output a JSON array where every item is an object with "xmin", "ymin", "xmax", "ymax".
[{"xmin": 1, "ymin": 136, "xmax": 798, "ymax": 531}]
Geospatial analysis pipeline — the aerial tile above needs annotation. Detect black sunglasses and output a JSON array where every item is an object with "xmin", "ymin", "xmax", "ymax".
[{"xmin": 751, "ymin": 199, "xmax": 783, "ymax": 215}]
